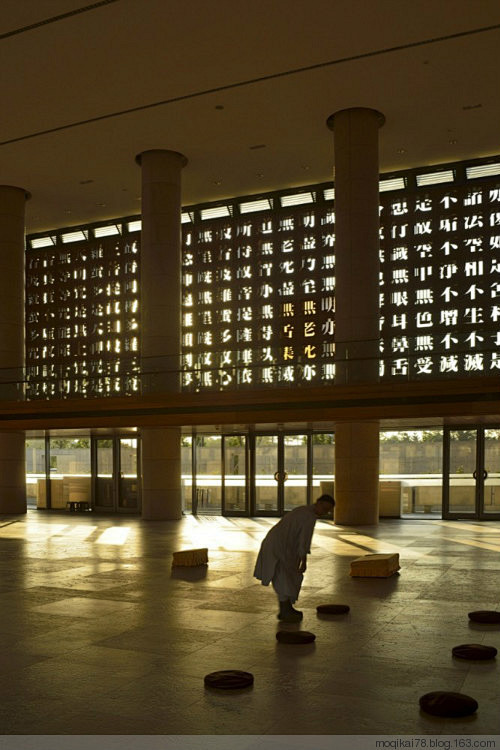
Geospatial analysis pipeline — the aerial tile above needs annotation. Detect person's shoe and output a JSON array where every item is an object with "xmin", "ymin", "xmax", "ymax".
[
  {"xmin": 278, "ymin": 599, "xmax": 303, "ymax": 622},
  {"xmin": 290, "ymin": 605, "xmax": 303, "ymax": 620}
]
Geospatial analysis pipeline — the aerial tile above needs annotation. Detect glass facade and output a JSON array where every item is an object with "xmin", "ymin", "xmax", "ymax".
[
  {"xmin": 379, "ymin": 430, "xmax": 443, "ymax": 517},
  {"xmin": 48, "ymin": 437, "xmax": 91, "ymax": 510},
  {"xmin": 27, "ymin": 435, "xmax": 139, "ymax": 512}
]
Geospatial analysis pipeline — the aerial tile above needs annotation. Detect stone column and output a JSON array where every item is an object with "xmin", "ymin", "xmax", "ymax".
[
  {"xmin": 0, "ymin": 185, "xmax": 29, "ymax": 514},
  {"xmin": 136, "ymin": 150, "xmax": 187, "ymax": 520},
  {"xmin": 327, "ymin": 109, "xmax": 384, "ymax": 525}
]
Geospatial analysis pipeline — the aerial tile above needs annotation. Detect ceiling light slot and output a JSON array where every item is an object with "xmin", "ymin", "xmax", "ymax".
[
  {"xmin": 239, "ymin": 198, "xmax": 272, "ymax": 214},
  {"xmin": 61, "ymin": 230, "xmax": 88, "ymax": 244},
  {"xmin": 416, "ymin": 170, "xmax": 454, "ymax": 186},
  {"xmin": 466, "ymin": 163, "xmax": 500, "ymax": 179},
  {"xmin": 379, "ymin": 177, "xmax": 406, "ymax": 192},
  {"xmin": 127, "ymin": 220, "xmax": 142, "ymax": 233},
  {"xmin": 94, "ymin": 224, "xmax": 121, "ymax": 238},
  {"xmin": 30, "ymin": 236, "xmax": 55, "ymax": 249},
  {"xmin": 323, "ymin": 188, "xmax": 335, "ymax": 201},
  {"xmin": 280, "ymin": 192, "xmax": 314, "ymax": 207},
  {"xmin": 181, "ymin": 213, "xmax": 193, "ymax": 224},
  {"xmin": 201, "ymin": 206, "xmax": 231, "ymax": 221}
]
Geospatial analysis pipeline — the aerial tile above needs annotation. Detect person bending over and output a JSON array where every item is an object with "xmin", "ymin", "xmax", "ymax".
[{"xmin": 253, "ymin": 494, "xmax": 335, "ymax": 623}]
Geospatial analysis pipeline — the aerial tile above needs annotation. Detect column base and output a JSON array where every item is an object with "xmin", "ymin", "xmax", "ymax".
[{"xmin": 0, "ymin": 432, "xmax": 27, "ymax": 514}]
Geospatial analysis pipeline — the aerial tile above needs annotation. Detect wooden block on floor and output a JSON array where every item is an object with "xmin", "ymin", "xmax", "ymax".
[
  {"xmin": 172, "ymin": 548, "xmax": 209, "ymax": 567},
  {"xmin": 349, "ymin": 552, "xmax": 400, "ymax": 578}
]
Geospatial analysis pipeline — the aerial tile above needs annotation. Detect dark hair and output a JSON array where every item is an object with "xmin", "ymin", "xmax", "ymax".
[{"xmin": 317, "ymin": 494, "xmax": 335, "ymax": 506}]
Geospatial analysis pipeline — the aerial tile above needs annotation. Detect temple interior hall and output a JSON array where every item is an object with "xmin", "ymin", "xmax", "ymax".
[{"xmin": 1, "ymin": 0, "xmax": 500, "ymax": 743}]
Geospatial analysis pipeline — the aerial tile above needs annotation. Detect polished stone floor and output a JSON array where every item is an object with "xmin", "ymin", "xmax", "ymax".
[{"xmin": 0, "ymin": 510, "xmax": 499, "ymax": 737}]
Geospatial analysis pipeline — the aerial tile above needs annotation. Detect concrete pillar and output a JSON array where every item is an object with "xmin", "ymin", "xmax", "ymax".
[
  {"xmin": 141, "ymin": 427, "xmax": 182, "ymax": 520},
  {"xmin": 334, "ymin": 421, "xmax": 380, "ymax": 525},
  {"xmin": 136, "ymin": 150, "xmax": 187, "ymax": 520},
  {"xmin": 0, "ymin": 185, "xmax": 29, "ymax": 514},
  {"xmin": 327, "ymin": 109, "xmax": 384, "ymax": 525}
]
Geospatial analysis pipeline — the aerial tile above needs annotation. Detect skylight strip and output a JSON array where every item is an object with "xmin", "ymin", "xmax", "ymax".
[
  {"xmin": 127, "ymin": 220, "xmax": 142, "ymax": 232},
  {"xmin": 94, "ymin": 225, "xmax": 120, "ymax": 238},
  {"xmin": 416, "ymin": 170, "xmax": 454, "ymax": 186},
  {"xmin": 323, "ymin": 188, "xmax": 335, "ymax": 201},
  {"xmin": 61, "ymin": 230, "xmax": 88, "ymax": 244},
  {"xmin": 280, "ymin": 192, "xmax": 314, "ymax": 207},
  {"xmin": 201, "ymin": 206, "xmax": 230, "ymax": 220},
  {"xmin": 239, "ymin": 198, "xmax": 272, "ymax": 214},
  {"xmin": 379, "ymin": 177, "xmax": 405, "ymax": 192},
  {"xmin": 466, "ymin": 163, "xmax": 500, "ymax": 179},
  {"xmin": 30, "ymin": 236, "xmax": 54, "ymax": 249},
  {"xmin": 181, "ymin": 213, "xmax": 192, "ymax": 224}
]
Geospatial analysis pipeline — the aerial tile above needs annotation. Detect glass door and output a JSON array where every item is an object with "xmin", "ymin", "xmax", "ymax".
[
  {"xmin": 254, "ymin": 435, "xmax": 279, "ymax": 514},
  {"xmin": 95, "ymin": 438, "xmax": 114, "ymax": 510},
  {"xmin": 223, "ymin": 435, "xmax": 247, "ymax": 514},
  {"xmin": 194, "ymin": 435, "xmax": 222, "ymax": 514},
  {"xmin": 119, "ymin": 438, "xmax": 139, "ymax": 512},
  {"xmin": 443, "ymin": 427, "xmax": 500, "ymax": 520},
  {"xmin": 93, "ymin": 436, "xmax": 140, "ymax": 513},
  {"xmin": 254, "ymin": 433, "xmax": 311, "ymax": 515},
  {"xmin": 283, "ymin": 434, "xmax": 308, "ymax": 511},
  {"xmin": 482, "ymin": 428, "xmax": 500, "ymax": 518}
]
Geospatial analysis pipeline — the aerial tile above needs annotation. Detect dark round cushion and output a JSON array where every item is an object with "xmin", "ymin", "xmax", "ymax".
[
  {"xmin": 204, "ymin": 670, "xmax": 254, "ymax": 689},
  {"xmin": 276, "ymin": 630, "xmax": 316, "ymax": 644},
  {"xmin": 468, "ymin": 610, "xmax": 500, "ymax": 624},
  {"xmin": 316, "ymin": 604, "xmax": 350, "ymax": 615},
  {"xmin": 419, "ymin": 691, "xmax": 478, "ymax": 718},
  {"xmin": 452, "ymin": 644, "xmax": 497, "ymax": 660}
]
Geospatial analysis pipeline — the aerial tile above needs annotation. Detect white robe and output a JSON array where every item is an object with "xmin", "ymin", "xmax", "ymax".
[{"xmin": 253, "ymin": 505, "xmax": 317, "ymax": 602}]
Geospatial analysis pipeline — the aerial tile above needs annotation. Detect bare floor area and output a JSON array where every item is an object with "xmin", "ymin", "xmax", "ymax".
[{"xmin": 0, "ymin": 511, "xmax": 499, "ymax": 737}]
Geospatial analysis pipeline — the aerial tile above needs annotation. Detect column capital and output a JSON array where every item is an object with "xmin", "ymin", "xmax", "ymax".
[
  {"xmin": 135, "ymin": 149, "xmax": 188, "ymax": 168},
  {"xmin": 326, "ymin": 107, "xmax": 385, "ymax": 131},
  {"xmin": 0, "ymin": 185, "xmax": 31, "ymax": 201}
]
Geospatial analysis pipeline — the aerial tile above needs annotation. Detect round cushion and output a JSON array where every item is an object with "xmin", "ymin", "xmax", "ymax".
[
  {"xmin": 468, "ymin": 610, "xmax": 500, "ymax": 624},
  {"xmin": 204, "ymin": 670, "xmax": 254, "ymax": 689},
  {"xmin": 452, "ymin": 643, "xmax": 497, "ymax": 660},
  {"xmin": 276, "ymin": 630, "xmax": 316, "ymax": 644},
  {"xmin": 316, "ymin": 604, "xmax": 350, "ymax": 615},
  {"xmin": 419, "ymin": 691, "xmax": 478, "ymax": 718}
]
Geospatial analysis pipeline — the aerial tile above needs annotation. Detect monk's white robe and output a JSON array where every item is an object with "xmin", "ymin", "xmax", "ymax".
[{"xmin": 253, "ymin": 505, "xmax": 317, "ymax": 602}]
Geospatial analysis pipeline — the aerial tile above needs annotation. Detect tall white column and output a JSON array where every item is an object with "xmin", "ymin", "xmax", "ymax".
[
  {"xmin": 327, "ymin": 109, "xmax": 384, "ymax": 525},
  {"xmin": 0, "ymin": 185, "xmax": 29, "ymax": 514},
  {"xmin": 136, "ymin": 150, "xmax": 187, "ymax": 520}
]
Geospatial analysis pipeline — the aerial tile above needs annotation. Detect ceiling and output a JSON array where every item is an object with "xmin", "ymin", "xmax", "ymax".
[{"xmin": 2, "ymin": 0, "xmax": 500, "ymax": 235}]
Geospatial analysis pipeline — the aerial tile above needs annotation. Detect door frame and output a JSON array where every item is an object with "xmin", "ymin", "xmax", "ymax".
[
  {"xmin": 221, "ymin": 433, "xmax": 249, "ymax": 516},
  {"xmin": 443, "ymin": 425, "xmax": 500, "ymax": 520},
  {"xmin": 250, "ymin": 430, "xmax": 312, "ymax": 516},
  {"xmin": 92, "ymin": 435, "xmax": 141, "ymax": 514}
]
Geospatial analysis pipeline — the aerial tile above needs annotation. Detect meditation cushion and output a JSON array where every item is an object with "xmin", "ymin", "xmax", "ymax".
[
  {"xmin": 276, "ymin": 630, "xmax": 316, "ymax": 644},
  {"xmin": 316, "ymin": 604, "xmax": 350, "ymax": 615},
  {"xmin": 468, "ymin": 610, "xmax": 500, "ymax": 624},
  {"xmin": 172, "ymin": 548, "xmax": 208, "ymax": 567},
  {"xmin": 350, "ymin": 553, "xmax": 400, "ymax": 578},
  {"xmin": 419, "ymin": 691, "xmax": 478, "ymax": 718},
  {"xmin": 204, "ymin": 670, "xmax": 254, "ymax": 689},
  {"xmin": 452, "ymin": 644, "xmax": 497, "ymax": 660}
]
